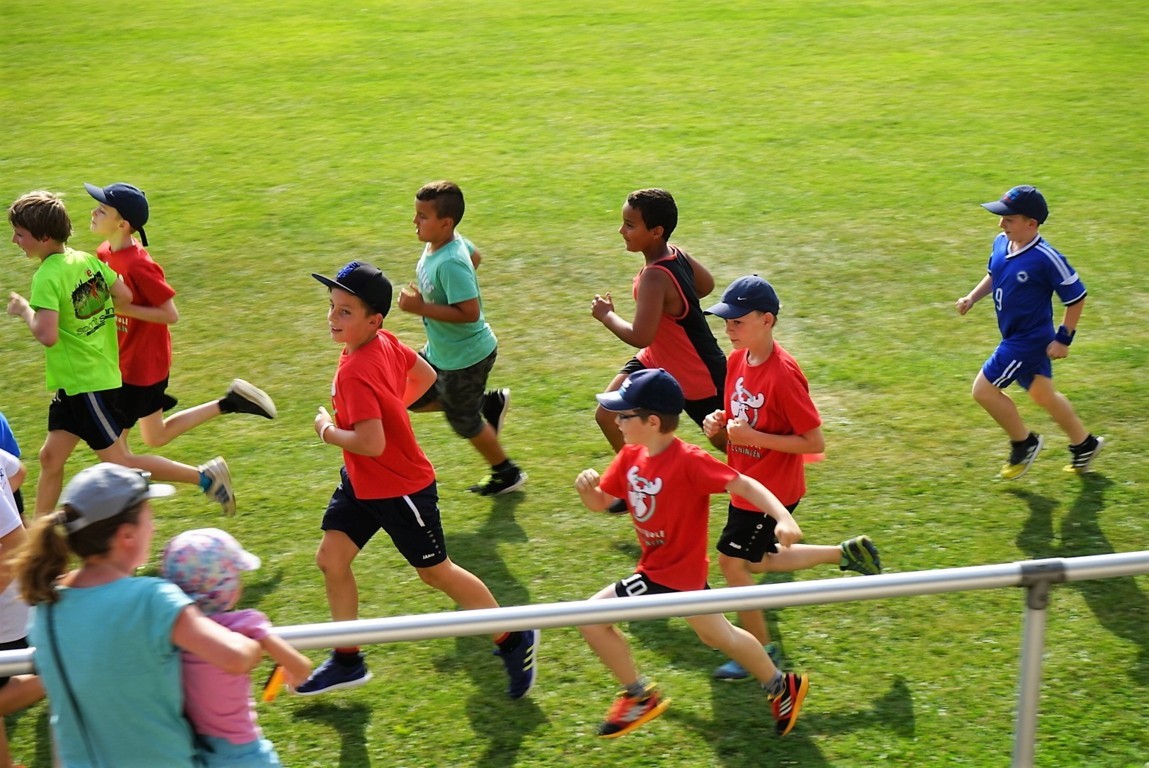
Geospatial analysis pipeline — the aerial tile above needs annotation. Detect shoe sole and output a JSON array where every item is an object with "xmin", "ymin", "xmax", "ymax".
[
  {"xmin": 1000, "ymin": 434, "xmax": 1044, "ymax": 480},
  {"xmin": 598, "ymin": 696, "xmax": 672, "ymax": 739},
  {"xmin": 776, "ymin": 675, "xmax": 809, "ymax": 737},
  {"xmin": 1064, "ymin": 436, "xmax": 1105, "ymax": 474},
  {"xmin": 294, "ymin": 671, "xmax": 374, "ymax": 696},
  {"xmin": 506, "ymin": 628, "xmax": 540, "ymax": 700},
  {"xmin": 842, "ymin": 536, "xmax": 882, "ymax": 575},
  {"xmin": 228, "ymin": 379, "xmax": 277, "ymax": 419},
  {"xmin": 486, "ymin": 388, "xmax": 510, "ymax": 435}
]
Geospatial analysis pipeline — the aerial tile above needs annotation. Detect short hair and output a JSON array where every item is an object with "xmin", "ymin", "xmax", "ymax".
[
  {"xmin": 626, "ymin": 188, "xmax": 677, "ymax": 240},
  {"xmin": 416, "ymin": 181, "xmax": 465, "ymax": 226},
  {"xmin": 635, "ymin": 409, "xmax": 679, "ymax": 434},
  {"xmin": 8, "ymin": 190, "xmax": 72, "ymax": 243}
]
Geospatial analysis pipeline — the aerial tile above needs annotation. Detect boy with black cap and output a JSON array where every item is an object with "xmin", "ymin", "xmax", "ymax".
[
  {"xmin": 574, "ymin": 368, "xmax": 809, "ymax": 738},
  {"xmin": 85, "ymin": 181, "xmax": 278, "ymax": 515},
  {"xmin": 302, "ymin": 260, "xmax": 539, "ymax": 698},
  {"xmin": 702, "ymin": 275, "xmax": 882, "ymax": 681},
  {"xmin": 956, "ymin": 185, "xmax": 1103, "ymax": 478}
]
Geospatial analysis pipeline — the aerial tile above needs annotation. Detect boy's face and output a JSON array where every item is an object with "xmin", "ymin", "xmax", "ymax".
[
  {"xmin": 997, "ymin": 214, "xmax": 1039, "ymax": 245},
  {"xmin": 413, "ymin": 199, "xmax": 453, "ymax": 244},
  {"xmin": 10, "ymin": 226, "xmax": 55, "ymax": 260},
  {"xmin": 618, "ymin": 203, "xmax": 661, "ymax": 253},
  {"xmin": 722, "ymin": 312, "xmax": 773, "ymax": 350},
  {"xmin": 90, "ymin": 203, "xmax": 126, "ymax": 238},
  {"xmin": 615, "ymin": 410, "xmax": 656, "ymax": 444},
  {"xmin": 327, "ymin": 288, "xmax": 380, "ymax": 351}
]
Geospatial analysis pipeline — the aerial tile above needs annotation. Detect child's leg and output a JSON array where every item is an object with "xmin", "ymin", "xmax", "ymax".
[
  {"xmin": 95, "ymin": 434, "xmax": 201, "ymax": 485},
  {"xmin": 136, "ymin": 402, "xmax": 221, "ymax": 448},
  {"xmin": 718, "ymin": 553, "xmax": 771, "ymax": 646},
  {"xmin": 416, "ymin": 558, "xmax": 504, "ymax": 640},
  {"xmin": 595, "ymin": 372, "xmax": 630, "ymax": 453},
  {"xmin": 314, "ymin": 530, "xmax": 362, "ymax": 621},
  {"xmin": 972, "ymin": 370, "xmax": 1030, "ymax": 441},
  {"xmin": 747, "ymin": 544, "xmax": 842, "ymax": 574},
  {"xmin": 35, "ymin": 430, "xmax": 80, "ymax": 516},
  {"xmin": 1026, "ymin": 376, "xmax": 1088, "ymax": 445},
  {"xmin": 579, "ymin": 585, "xmax": 642, "ymax": 686},
  {"xmin": 686, "ymin": 614, "xmax": 779, "ymax": 684}
]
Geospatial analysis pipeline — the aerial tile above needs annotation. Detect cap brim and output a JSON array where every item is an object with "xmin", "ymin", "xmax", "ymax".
[
  {"xmin": 703, "ymin": 302, "xmax": 753, "ymax": 319},
  {"xmin": 595, "ymin": 391, "xmax": 633, "ymax": 412},
  {"xmin": 981, "ymin": 200, "xmax": 1015, "ymax": 216},
  {"xmin": 84, "ymin": 183, "xmax": 109, "ymax": 203},
  {"xmin": 312, "ymin": 273, "xmax": 355, "ymax": 296},
  {"xmin": 146, "ymin": 483, "xmax": 178, "ymax": 500}
]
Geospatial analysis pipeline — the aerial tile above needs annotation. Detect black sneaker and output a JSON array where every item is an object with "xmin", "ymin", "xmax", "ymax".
[
  {"xmin": 469, "ymin": 464, "xmax": 527, "ymax": 496},
  {"xmin": 1000, "ymin": 433, "xmax": 1043, "ymax": 480},
  {"xmin": 295, "ymin": 653, "xmax": 372, "ymax": 696},
  {"xmin": 1064, "ymin": 434, "xmax": 1105, "ymax": 474},
  {"xmin": 219, "ymin": 379, "xmax": 277, "ymax": 419},
  {"xmin": 481, "ymin": 388, "xmax": 511, "ymax": 435}
]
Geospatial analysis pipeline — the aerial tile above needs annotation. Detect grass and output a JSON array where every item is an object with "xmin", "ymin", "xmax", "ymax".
[{"xmin": 2, "ymin": 0, "xmax": 1148, "ymax": 766}]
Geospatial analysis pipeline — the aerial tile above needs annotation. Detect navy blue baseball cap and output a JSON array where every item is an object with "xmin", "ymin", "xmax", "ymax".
[
  {"xmin": 596, "ymin": 368, "xmax": 684, "ymax": 415},
  {"xmin": 312, "ymin": 260, "xmax": 393, "ymax": 317},
  {"xmin": 704, "ymin": 275, "xmax": 781, "ymax": 318},
  {"xmin": 981, "ymin": 185, "xmax": 1048, "ymax": 224},
  {"xmin": 85, "ymin": 182, "xmax": 150, "ymax": 246}
]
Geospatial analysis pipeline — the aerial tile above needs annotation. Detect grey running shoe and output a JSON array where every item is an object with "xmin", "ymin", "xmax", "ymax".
[{"xmin": 198, "ymin": 457, "xmax": 236, "ymax": 516}]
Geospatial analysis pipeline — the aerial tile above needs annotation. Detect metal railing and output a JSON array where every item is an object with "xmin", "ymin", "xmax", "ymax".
[{"xmin": 3, "ymin": 550, "xmax": 1147, "ymax": 767}]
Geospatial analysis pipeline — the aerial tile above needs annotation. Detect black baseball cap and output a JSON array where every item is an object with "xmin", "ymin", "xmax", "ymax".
[
  {"xmin": 596, "ymin": 368, "xmax": 685, "ymax": 415},
  {"xmin": 312, "ymin": 260, "xmax": 393, "ymax": 317},
  {"xmin": 85, "ymin": 182, "xmax": 150, "ymax": 246},
  {"xmin": 704, "ymin": 275, "xmax": 781, "ymax": 318},
  {"xmin": 981, "ymin": 185, "xmax": 1049, "ymax": 224}
]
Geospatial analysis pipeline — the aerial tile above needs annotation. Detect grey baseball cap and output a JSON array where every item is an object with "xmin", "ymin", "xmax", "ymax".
[{"xmin": 60, "ymin": 463, "xmax": 176, "ymax": 533}]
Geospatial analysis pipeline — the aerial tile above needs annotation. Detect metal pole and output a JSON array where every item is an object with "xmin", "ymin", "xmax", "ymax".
[{"xmin": 1013, "ymin": 560, "xmax": 1064, "ymax": 768}]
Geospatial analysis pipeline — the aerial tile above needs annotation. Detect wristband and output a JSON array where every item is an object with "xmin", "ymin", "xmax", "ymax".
[
  {"xmin": 320, "ymin": 423, "xmax": 336, "ymax": 443},
  {"xmin": 1055, "ymin": 325, "xmax": 1075, "ymax": 346}
]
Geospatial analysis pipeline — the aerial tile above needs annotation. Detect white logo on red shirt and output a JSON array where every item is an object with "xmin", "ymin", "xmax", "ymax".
[{"xmin": 626, "ymin": 465, "xmax": 662, "ymax": 523}]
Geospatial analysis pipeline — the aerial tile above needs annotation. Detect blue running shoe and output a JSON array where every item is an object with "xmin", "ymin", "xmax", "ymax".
[
  {"xmin": 294, "ymin": 653, "xmax": 372, "ymax": 696},
  {"xmin": 714, "ymin": 642, "xmax": 783, "ymax": 681},
  {"xmin": 495, "ymin": 629, "xmax": 539, "ymax": 699}
]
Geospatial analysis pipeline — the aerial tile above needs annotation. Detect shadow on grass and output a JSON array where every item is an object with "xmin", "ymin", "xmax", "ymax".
[
  {"xmin": 1011, "ymin": 474, "xmax": 1149, "ymax": 684},
  {"xmin": 292, "ymin": 700, "xmax": 371, "ymax": 767},
  {"xmin": 429, "ymin": 492, "xmax": 549, "ymax": 767}
]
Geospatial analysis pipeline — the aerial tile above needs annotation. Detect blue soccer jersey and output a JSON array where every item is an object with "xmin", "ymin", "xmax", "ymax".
[{"xmin": 987, "ymin": 233, "xmax": 1086, "ymax": 346}]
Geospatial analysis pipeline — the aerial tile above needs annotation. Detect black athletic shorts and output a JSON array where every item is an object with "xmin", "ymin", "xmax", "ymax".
[
  {"xmin": 716, "ymin": 501, "xmax": 801, "ymax": 561},
  {"xmin": 47, "ymin": 389, "xmax": 125, "ymax": 451}
]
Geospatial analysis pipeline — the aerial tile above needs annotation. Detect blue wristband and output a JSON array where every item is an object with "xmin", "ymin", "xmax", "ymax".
[{"xmin": 1055, "ymin": 325, "xmax": 1075, "ymax": 346}]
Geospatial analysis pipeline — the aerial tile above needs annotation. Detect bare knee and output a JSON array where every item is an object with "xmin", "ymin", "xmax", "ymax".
[
  {"xmin": 416, "ymin": 560, "xmax": 453, "ymax": 590},
  {"xmin": 719, "ymin": 553, "xmax": 753, "ymax": 583}
]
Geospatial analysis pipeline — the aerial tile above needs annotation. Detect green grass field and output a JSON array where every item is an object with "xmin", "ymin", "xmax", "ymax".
[{"xmin": 3, "ymin": 1, "xmax": 1147, "ymax": 765}]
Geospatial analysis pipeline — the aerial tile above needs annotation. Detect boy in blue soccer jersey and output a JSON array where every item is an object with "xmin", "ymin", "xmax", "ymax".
[{"xmin": 956, "ymin": 185, "xmax": 1103, "ymax": 479}]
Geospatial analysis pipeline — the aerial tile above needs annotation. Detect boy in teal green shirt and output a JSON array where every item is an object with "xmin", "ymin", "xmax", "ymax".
[{"xmin": 398, "ymin": 181, "xmax": 525, "ymax": 495}]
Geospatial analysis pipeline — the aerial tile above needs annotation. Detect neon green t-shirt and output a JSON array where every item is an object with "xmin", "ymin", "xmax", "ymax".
[
  {"xmin": 28, "ymin": 248, "xmax": 122, "ymax": 395},
  {"xmin": 415, "ymin": 234, "xmax": 497, "ymax": 370}
]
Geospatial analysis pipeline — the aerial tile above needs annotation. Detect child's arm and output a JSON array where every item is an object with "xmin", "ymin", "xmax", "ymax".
[
  {"xmin": 591, "ymin": 268, "xmax": 674, "ymax": 348},
  {"xmin": 6, "ymin": 294, "xmax": 58, "ymax": 347},
  {"xmin": 574, "ymin": 468, "xmax": 617, "ymax": 512},
  {"xmin": 260, "ymin": 634, "xmax": 313, "ymax": 689},
  {"xmin": 956, "ymin": 274, "xmax": 993, "ymax": 315},
  {"xmin": 403, "ymin": 354, "xmax": 437, "ymax": 406},
  {"xmin": 314, "ymin": 407, "xmax": 386, "ymax": 456},
  {"xmin": 1048, "ymin": 298, "xmax": 1085, "ymax": 360},
  {"xmin": 470, "ymin": 249, "xmax": 483, "ymax": 270},
  {"xmin": 115, "ymin": 296, "xmax": 180, "ymax": 326},
  {"xmin": 725, "ymin": 474, "xmax": 802, "ymax": 547},
  {"xmin": 684, "ymin": 253, "xmax": 715, "ymax": 298},
  {"xmin": 727, "ymin": 419, "xmax": 825, "ymax": 455},
  {"xmin": 397, "ymin": 283, "xmax": 481, "ymax": 324},
  {"xmin": 172, "ymin": 605, "xmax": 262, "ymax": 676}
]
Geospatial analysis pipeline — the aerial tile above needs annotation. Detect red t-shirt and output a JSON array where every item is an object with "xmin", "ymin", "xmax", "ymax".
[
  {"xmin": 724, "ymin": 343, "xmax": 822, "ymax": 508},
  {"xmin": 99, "ymin": 241, "xmax": 175, "ymax": 386},
  {"xmin": 600, "ymin": 438, "xmax": 736, "ymax": 591},
  {"xmin": 332, "ymin": 330, "xmax": 436, "ymax": 499}
]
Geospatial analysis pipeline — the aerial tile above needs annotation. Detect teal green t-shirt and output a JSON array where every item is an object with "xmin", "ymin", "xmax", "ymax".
[
  {"xmin": 415, "ymin": 234, "xmax": 497, "ymax": 370},
  {"xmin": 28, "ymin": 248, "xmax": 121, "ymax": 394}
]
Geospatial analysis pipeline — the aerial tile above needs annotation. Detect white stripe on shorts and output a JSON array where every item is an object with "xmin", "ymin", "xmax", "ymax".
[
  {"xmin": 992, "ymin": 358, "xmax": 1023, "ymax": 388},
  {"xmin": 402, "ymin": 494, "xmax": 426, "ymax": 527}
]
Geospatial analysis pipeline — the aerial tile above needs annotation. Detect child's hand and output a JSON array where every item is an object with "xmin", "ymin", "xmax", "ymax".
[
  {"xmin": 773, "ymin": 515, "xmax": 803, "ymax": 549},
  {"xmin": 702, "ymin": 409, "xmax": 727, "ymax": 438},
  {"xmin": 955, "ymin": 296, "xmax": 974, "ymax": 315},
  {"xmin": 283, "ymin": 658, "xmax": 314, "ymax": 689},
  {"xmin": 725, "ymin": 415, "xmax": 755, "ymax": 445},
  {"xmin": 314, "ymin": 407, "xmax": 334, "ymax": 440},
  {"xmin": 590, "ymin": 292, "xmax": 614, "ymax": 321},
  {"xmin": 397, "ymin": 282, "xmax": 424, "ymax": 314},
  {"xmin": 6, "ymin": 292, "xmax": 29, "ymax": 318},
  {"xmin": 574, "ymin": 468, "xmax": 601, "ymax": 492}
]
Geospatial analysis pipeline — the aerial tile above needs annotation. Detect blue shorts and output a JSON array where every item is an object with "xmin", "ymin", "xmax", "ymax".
[
  {"xmin": 322, "ymin": 468, "xmax": 448, "ymax": 568},
  {"xmin": 982, "ymin": 341, "xmax": 1051, "ymax": 391},
  {"xmin": 47, "ymin": 389, "xmax": 125, "ymax": 450},
  {"xmin": 197, "ymin": 734, "xmax": 282, "ymax": 767}
]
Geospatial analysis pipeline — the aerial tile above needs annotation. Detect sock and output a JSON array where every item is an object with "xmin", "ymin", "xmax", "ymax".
[
  {"xmin": 334, "ymin": 647, "xmax": 362, "ymax": 665},
  {"xmin": 198, "ymin": 472, "xmax": 212, "ymax": 492},
  {"xmin": 492, "ymin": 459, "xmax": 513, "ymax": 474},
  {"xmin": 624, "ymin": 677, "xmax": 649, "ymax": 699},
  {"xmin": 495, "ymin": 632, "xmax": 520, "ymax": 653},
  {"xmin": 763, "ymin": 669, "xmax": 785, "ymax": 697},
  {"xmin": 218, "ymin": 396, "xmax": 235, "ymax": 414}
]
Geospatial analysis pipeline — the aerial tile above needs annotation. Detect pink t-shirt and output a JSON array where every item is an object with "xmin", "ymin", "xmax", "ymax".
[{"xmin": 182, "ymin": 609, "xmax": 270, "ymax": 744}]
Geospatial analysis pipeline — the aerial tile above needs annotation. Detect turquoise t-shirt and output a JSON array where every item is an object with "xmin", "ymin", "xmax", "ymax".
[
  {"xmin": 29, "ymin": 577, "xmax": 197, "ymax": 768},
  {"xmin": 28, "ymin": 248, "xmax": 121, "ymax": 395},
  {"xmin": 415, "ymin": 234, "xmax": 497, "ymax": 370}
]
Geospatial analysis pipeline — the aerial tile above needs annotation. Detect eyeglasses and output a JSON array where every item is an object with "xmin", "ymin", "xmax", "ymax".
[{"xmin": 616, "ymin": 412, "xmax": 642, "ymax": 421}]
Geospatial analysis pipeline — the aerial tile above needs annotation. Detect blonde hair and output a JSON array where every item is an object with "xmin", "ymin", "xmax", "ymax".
[{"xmin": 14, "ymin": 503, "xmax": 144, "ymax": 606}]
